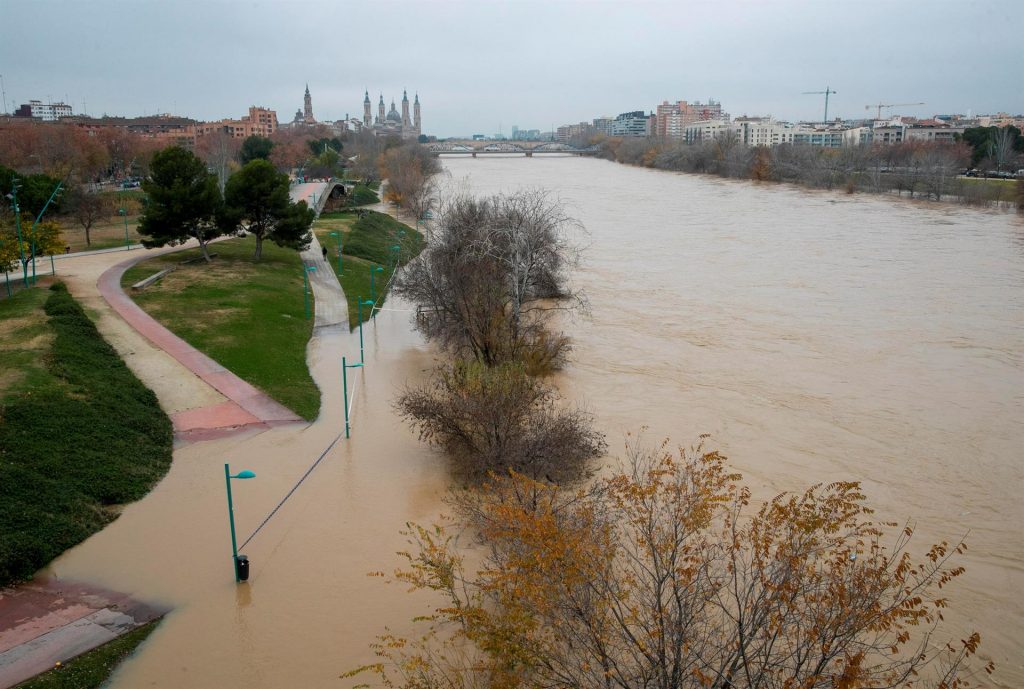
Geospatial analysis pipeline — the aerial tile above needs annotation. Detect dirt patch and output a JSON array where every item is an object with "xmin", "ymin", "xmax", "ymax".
[{"xmin": 0, "ymin": 332, "xmax": 52, "ymax": 352}]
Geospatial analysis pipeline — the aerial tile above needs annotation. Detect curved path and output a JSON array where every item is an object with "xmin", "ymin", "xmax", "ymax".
[{"xmin": 97, "ymin": 256, "xmax": 302, "ymax": 440}]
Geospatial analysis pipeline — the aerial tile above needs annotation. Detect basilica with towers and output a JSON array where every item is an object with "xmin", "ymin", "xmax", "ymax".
[
  {"xmin": 289, "ymin": 85, "xmax": 422, "ymax": 139},
  {"xmin": 363, "ymin": 90, "xmax": 421, "ymax": 139}
]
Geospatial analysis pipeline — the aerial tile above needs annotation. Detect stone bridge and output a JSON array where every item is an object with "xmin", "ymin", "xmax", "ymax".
[{"xmin": 425, "ymin": 141, "xmax": 600, "ymax": 157}]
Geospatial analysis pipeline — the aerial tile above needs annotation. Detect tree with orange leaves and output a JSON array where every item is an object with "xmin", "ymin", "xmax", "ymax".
[{"xmin": 349, "ymin": 438, "xmax": 991, "ymax": 689}]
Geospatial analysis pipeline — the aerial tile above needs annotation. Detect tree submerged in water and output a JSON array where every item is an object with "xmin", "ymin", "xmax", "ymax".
[{"xmin": 347, "ymin": 438, "xmax": 992, "ymax": 689}]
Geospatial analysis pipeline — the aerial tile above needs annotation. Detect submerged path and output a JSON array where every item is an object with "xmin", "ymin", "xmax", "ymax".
[{"xmin": 1, "ymin": 189, "xmax": 355, "ymax": 687}]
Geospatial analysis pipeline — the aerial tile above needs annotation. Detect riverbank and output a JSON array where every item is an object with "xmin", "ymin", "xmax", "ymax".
[{"xmin": 598, "ymin": 137, "xmax": 1024, "ymax": 212}]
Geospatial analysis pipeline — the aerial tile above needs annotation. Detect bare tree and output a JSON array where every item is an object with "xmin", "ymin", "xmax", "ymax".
[
  {"xmin": 395, "ymin": 360, "xmax": 605, "ymax": 483},
  {"xmin": 990, "ymin": 126, "xmax": 1016, "ymax": 173},
  {"xmin": 395, "ymin": 189, "xmax": 582, "ymax": 370},
  {"xmin": 194, "ymin": 130, "xmax": 240, "ymax": 193},
  {"xmin": 355, "ymin": 439, "xmax": 993, "ymax": 689},
  {"xmin": 66, "ymin": 187, "xmax": 111, "ymax": 247}
]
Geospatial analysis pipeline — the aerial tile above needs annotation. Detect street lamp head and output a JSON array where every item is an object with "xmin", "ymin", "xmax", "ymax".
[
  {"xmin": 231, "ymin": 470, "xmax": 256, "ymax": 479},
  {"xmin": 361, "ymin": 299, "xmax": 374, "ymax": 306},
  {"xmin": 306, "ymin": 265, "xmax": 317, "ymax": 273},
  {"xmin": 391, "ymin": 245, "xmax": 401, "ymax": 251},
  {"xmin": 328, "ymin": 231, "xmax": 339, "ymax": 237},
  {"xmin": 372, "ymin": 266, "xmax": 383, "ymax": 273}
]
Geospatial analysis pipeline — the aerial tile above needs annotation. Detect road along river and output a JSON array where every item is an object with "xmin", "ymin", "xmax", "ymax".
[{"xmin": 45, "ymin": 156, "xmax": 1022, "ymax": 687}]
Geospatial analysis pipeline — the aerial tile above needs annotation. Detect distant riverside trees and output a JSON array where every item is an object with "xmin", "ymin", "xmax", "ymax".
[
  {"xmin": 378, "ymin": 143, "xmax": 441, "ymax": 218},
  {"xmin": 598, "ymin": 135, "xmax": 1022, "ymax": 208}
]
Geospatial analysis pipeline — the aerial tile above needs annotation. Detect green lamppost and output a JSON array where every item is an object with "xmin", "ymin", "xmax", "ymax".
[
  {"xmin": 369, "ymin": 265, "xmax": 383, "ymax": 302},
  {"xmin": 224, "ymin": 464, "xmax": 256, "ymax": 582},
  {"xmin": 6, "ymin": 183, "xmax": 26, "ymax": 288},
  {"xmin": 328, "ymin": 231, "xmax": 342, "ymax": 273},
  {"xmin": 27, "ymin": 179, "xmax": 64, "ymax": 285},
  {"xmin": 356, "ymin": 297, "xmax": 374, "ymax": 363},
  {"xmin": 119, "ymin": 207, "xmax": 130, "ymax": 250},
  {"xmin": 303, "ymin": 265, "xmax": 317, "ymax": 320},
  {"xmin": 390, "ymin": 244, "xmax": 401, "ymax": 270},
  {"xmin": 342, "ymin": 356, "xmax": 363, "ymax": 438}
]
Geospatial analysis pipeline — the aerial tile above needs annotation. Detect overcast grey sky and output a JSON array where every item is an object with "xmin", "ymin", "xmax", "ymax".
[{"xmin": 1, "ymin": 0, "xmax": 1021, "ymax": 137}]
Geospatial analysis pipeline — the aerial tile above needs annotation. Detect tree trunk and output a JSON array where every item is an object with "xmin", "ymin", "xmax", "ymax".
[{"xmin": 254, "ymin": 234, "xmax": 263, "ymax": 260}]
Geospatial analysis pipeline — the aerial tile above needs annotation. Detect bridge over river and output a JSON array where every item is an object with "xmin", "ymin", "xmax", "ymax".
[{"xmin": 426, "ymin": 141, "xmax": 600, "ymax": 157}]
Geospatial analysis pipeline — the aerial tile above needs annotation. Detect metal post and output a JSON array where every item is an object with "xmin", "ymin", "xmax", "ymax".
[
  {"xmin": 357, "ymin": 298, "xmax": 365, "ymax": 363},
  {"xmin": 370, "ymin": 265, "xmax": 383, "ymax": 303},
  {"xmin": 50, "ymin": 254, "xmax": 55, "ymax": 276},
  {"xmin": 343, "ymin": 356, "xmax": 364, "ymax": 438},
  {"xmin": 224, "ymin": 463, "xmax": 239, "ymax": 582},
  {"xmin": 335, "ymin": 234, "xmax": 342, "ymax": 273},
  {"xmin": 343, "ymin": 355, "xmax": 350, "ymax": 438},
  {"xmin": 10, "ymin": 183, "xmax": 27, "ymax": 287},
  {"xmin": 28, "ymin": 179, "xmax": 64, "ymax": 283},
  {"xmin": 3, "ymin": 272, "xmax": 9, "ymax": 298},
  {"xmin": 121, "ymin": 206, "xmax": 130, "ymax": 250},
  {"xmin": 304, "ymin": 269, "xmax": 311, "ymax": 320}
]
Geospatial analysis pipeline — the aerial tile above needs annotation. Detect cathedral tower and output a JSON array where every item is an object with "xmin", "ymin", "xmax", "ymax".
[
  {"xmin": 303, "ymin": 84, "xmax": 313, "ymax": 123},
  {"xmin": 413, "ymin": 93, "xmax": 421, "ymax": 132},
  {"xmin": 402, "ymin": 90, "xmax": 410, "ymax": 127},
  {"xmin": 377, "ymin": 94, "xmax": 385, "ymax": 124},
  {"xmin": 363, "ymin": 90, "xmax": 371, "ymax": 126}
]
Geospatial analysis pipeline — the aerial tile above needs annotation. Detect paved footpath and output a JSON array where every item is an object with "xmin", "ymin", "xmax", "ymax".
[
  {"xmin": 0, "ymin": 581, "xmax": 167, "ymax": 688},
  {"xmin": 1, "ymin": 199, "xmax": 353, "ymax": 685}
]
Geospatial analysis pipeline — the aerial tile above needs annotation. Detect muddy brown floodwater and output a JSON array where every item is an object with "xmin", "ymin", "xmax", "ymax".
[{"xmin": 50, "ymin": 156, "xmax": 1022, "ymax": 687}]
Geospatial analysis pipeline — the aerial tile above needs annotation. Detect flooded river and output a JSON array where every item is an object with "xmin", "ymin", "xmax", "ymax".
[{"xmin": 51, "ymin": 157, "xmax": 1022, "ymax": 687}]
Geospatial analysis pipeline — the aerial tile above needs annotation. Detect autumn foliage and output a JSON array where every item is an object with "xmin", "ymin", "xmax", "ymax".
[{"xmin": 350, "ymin": 439, "xmax": 990, "ymax": 689}]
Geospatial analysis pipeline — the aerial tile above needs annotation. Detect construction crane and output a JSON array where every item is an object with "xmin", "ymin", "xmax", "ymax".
[
  {"xmin": 802, "ymin": 86, "xmax": 837, "ymax": 125},
  {"xmin": 865, "ymin": 102, "xmax": 925, "ymax": 119}
]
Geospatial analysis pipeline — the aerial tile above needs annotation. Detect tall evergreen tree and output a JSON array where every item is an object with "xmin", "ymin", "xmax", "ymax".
[
  {"xmin": 222, "ymin": 159, "xmax": 314, "ymax": 259},
  {"xmin": 138, "ymin": 146, "xmax": 223, "ymax": 261}
]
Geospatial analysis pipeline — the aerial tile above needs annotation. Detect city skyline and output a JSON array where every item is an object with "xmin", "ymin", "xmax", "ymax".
[{"xmin": 1, "ymin": 0, "xmax": 1022, "ymax": 138}]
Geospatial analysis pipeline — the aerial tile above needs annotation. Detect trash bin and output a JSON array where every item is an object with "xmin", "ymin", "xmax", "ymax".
[{"xmin": 235, "ymin": 555, "xmax": 250, "ymax": 582}]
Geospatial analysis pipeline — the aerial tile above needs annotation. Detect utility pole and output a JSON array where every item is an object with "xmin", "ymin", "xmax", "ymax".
[{"xmin": 802, "ymin": 87, "xmax": 838, "ymax": 125}]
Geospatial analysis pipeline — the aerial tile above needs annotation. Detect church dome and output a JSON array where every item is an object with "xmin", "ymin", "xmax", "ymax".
[{"xmin": 386, "ymin": 105, "xmax": 401, "ymax": 122}]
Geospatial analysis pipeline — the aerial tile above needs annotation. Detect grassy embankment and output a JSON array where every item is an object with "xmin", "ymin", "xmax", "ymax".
[
  {"xmin": 13, "ymin": 619, "xmax": 160, "ymax": 689},
  {"xmin": 121, "ymin": 235, "xmax": 319, "ymax": 420},
  {"xmin": 312, "ymin": 209, "xmax": 424, "ymax": 328},
  {"xmin": 0, "ymin": 283, "xmax": 173, "ymax": 586}
]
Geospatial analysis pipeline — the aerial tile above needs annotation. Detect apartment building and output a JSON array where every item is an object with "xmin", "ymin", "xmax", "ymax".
[{"xmin": 14, "ymin": 100, "xmax": 73, "ymax": 121}]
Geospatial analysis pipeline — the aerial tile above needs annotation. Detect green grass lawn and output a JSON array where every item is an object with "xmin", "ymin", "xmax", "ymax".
[
  {"xmin": 121, "ymin": 236, "xmax": 319, "ymax": 420},
  {"xmin": 0, "ymin": 284, "xmax": 173, "ymax": 586},
  {"xmin": 14, "ymin": 619, "xmax": 160, "ymax": 689},
  {"xmin": 313, "ymin": 210, "xmax": 424, "ymax": 329}
]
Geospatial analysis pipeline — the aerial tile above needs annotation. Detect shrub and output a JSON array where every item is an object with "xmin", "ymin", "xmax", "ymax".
[{"xmin": 395, "ymin": 361, "xmax": 604, "ymax": 483}]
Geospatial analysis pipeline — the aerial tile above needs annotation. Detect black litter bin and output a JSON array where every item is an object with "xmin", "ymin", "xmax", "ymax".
[{"xmin": 235, "ymin": 554, "xmax": 250, "ymax": 582}]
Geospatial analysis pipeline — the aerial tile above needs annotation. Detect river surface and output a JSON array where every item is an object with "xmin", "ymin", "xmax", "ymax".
[{"xmin": 50, "ymin": 157, "xmax": 1022, "ymax": 687}]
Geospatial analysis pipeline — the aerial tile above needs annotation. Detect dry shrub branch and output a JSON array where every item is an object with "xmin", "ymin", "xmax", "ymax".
[{"xmin": 349, "ymin": 439, "xmax": 991, "ymax": 689}]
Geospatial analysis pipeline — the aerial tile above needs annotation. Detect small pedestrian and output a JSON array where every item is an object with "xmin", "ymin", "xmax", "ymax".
[{"xmin": 321, "ymin": 245, "xmax": 327, "ymax": 259}]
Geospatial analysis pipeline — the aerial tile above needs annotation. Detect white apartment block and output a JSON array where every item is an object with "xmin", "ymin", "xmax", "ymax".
[{"xmin": 15, "ymin": 100, "xmax": 73, "ymax": 121}]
